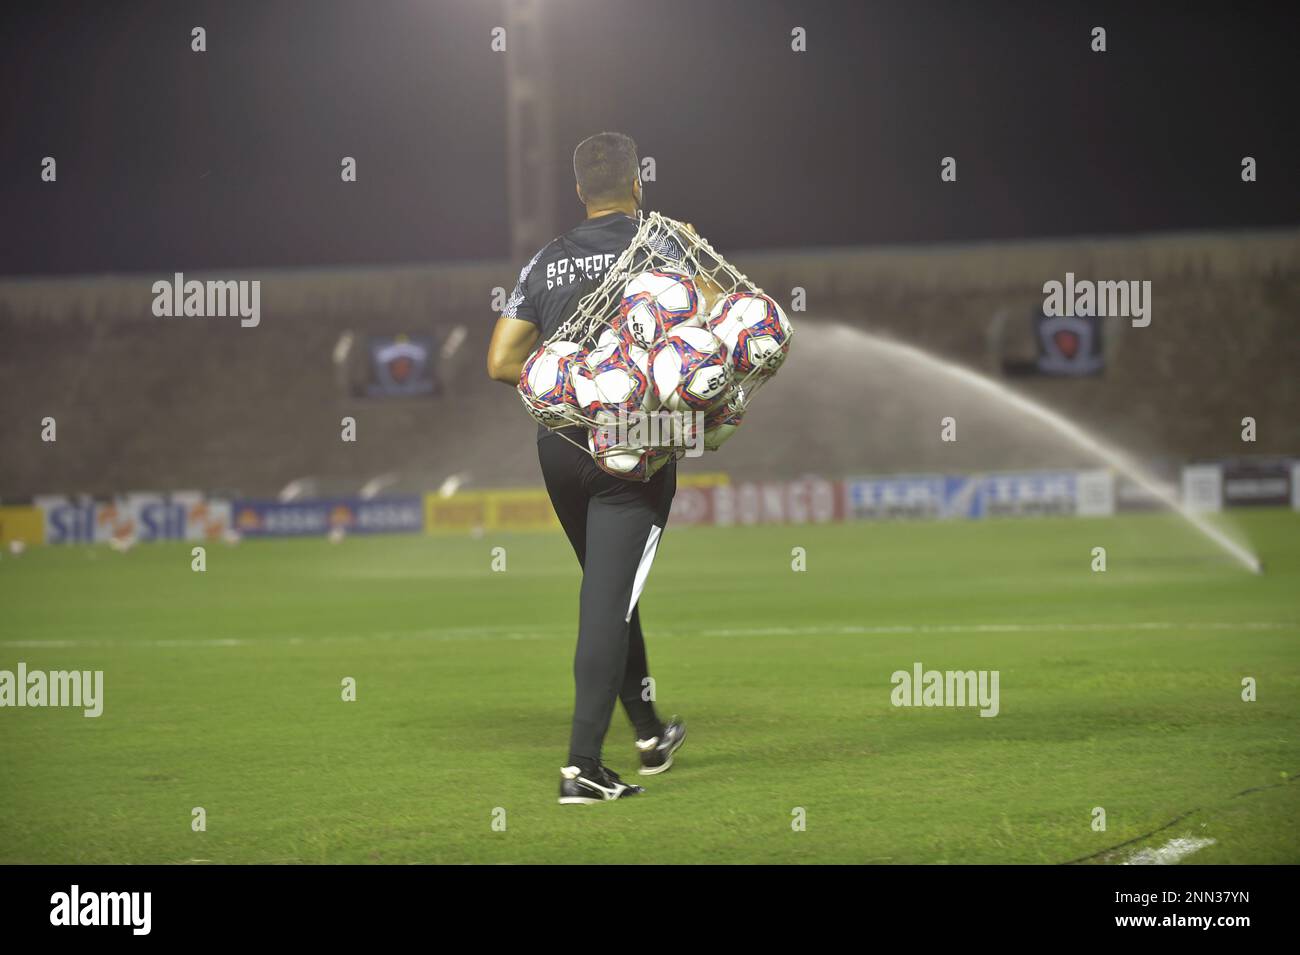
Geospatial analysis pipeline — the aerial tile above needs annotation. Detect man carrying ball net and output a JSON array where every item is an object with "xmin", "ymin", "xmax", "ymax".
[
  {"xmin": 486, "ymin": 132, "xmax": 689, "ymax": 803},
  {"xmin": 488, "ymin": 133, "xmax": 791, "ymax": 804}
]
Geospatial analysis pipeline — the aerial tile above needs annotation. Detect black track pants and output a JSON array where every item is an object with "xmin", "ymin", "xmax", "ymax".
[{"xmin": 538, "ymin": 431, "xmax": 676, "ymax": 763}]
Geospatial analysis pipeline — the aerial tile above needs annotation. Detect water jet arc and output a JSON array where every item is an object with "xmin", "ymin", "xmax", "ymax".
[{"xmin": 829, "ymin": 323, "xmax": 1262, "ymax": 574}]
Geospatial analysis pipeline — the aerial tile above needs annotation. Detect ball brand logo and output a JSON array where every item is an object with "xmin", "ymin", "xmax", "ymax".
[
  {"xmin": 700, "ymin": 370, "xmax": 727, "ymax": 395},
  {"xmin": 49, "ymin": 885, "xmax": 151, "ymax": 935},
  {"xmin": 151, "ymin": 272, "xmax": 261, "ymax": 327}
]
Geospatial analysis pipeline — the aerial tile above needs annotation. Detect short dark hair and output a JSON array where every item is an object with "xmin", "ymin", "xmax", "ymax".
[{"xmin": 573, "ymin": 132, "xmax": 639, "ymax": 204}]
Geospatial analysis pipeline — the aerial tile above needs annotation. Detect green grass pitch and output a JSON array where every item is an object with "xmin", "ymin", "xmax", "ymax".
[{"xmin": 1, "ymin": 509, "xmax": 1297, "ymax": 864}]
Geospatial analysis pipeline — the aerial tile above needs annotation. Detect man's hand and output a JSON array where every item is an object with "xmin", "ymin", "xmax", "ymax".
[
  {"xmin": 680, "ymin": 221, "xmax": 725, "ymax": 312},
  {"xmin": 486, "ymin": 315, "xmax": 540, "ymax": 385}
]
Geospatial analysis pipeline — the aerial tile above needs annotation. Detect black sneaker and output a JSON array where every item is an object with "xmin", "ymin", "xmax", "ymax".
[
  {"xmin": 558, "ymin": 763, "xmax": 645, "ymax": 804},
  {"xmin": 636, "ymin": 717, "xmax": 686, "ymax": 775}
]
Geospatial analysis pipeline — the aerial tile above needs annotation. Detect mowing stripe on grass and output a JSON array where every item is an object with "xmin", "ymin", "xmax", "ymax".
[{"xmin": 1, "ymin": 620, "xmax": 1294, "ymax": 650}]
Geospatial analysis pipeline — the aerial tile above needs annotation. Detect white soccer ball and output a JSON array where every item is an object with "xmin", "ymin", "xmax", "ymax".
[
  {"xmin": 585, "ymin": 328, "xmax": 623, "ymax": 366},
  {"xmin": 706, "ymin": 292, "xmax": 792, "ymax": 379},
  {"xmin": 618, "ymin": 268, "xmax": 701, "ymax": 348},
  {"xmin": 588, "ymin": 428, "xmax": 672, "ymax": 481},
  {"xmin": 703, "ymin": 386, "xmax": 746, "ymax": 451},
  {"xmin": 574, "ymin": 341, "xmax": 656, "ymax": 425},
  {"xmin": 649, "ymin": 326, "xmax": 732, "ymax": 413},
  {"xmin": 519, "ymin": 340, "xmax": 585, "ymax": 427}
]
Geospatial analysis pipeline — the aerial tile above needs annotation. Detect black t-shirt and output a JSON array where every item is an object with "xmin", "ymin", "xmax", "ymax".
[
  {"xmin": 505, "ymin": 212, "xmax": 691, "ymax": 442},
  {"xmin": 504, "ymin": 213, "xmax": 691, "ymax": 444},
  {"xmin": 503, "ymin": 212, "xmax": 691, "ymax": 342}
]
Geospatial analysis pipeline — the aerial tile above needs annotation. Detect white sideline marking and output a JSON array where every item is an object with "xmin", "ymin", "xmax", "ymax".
[
  {"xmin": 1122, "ymin": 836, "xmax": 1217, "ymax": 865},
  {"xmin": 1, "ymin": 620, "xmax": 1291, "ymax": 649}
]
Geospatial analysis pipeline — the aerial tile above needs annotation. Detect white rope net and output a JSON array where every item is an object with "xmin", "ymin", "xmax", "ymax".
[{"xmin": 518, "ymin": 212, "xmax": 794, "ymax": 479}]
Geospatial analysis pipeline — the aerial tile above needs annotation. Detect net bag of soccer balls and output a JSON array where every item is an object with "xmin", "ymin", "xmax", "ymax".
[{"xmin": 517, "ymin": 212, "xmax": 794, "ymax": 481}]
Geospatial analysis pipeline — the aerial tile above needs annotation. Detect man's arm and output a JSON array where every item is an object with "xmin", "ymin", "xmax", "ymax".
[
  {"xmin": 486, "ymin": 315, "xmax": 539, "ymax": 385},
  {"xmin": 489, "ymin": 245, "xmax": 546, "ymax": 384}
]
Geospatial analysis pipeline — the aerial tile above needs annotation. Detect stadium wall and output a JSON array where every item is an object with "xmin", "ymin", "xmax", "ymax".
[{"xmin": 2, "ymin": 229, "xmax": 1297, "ymax": 500}]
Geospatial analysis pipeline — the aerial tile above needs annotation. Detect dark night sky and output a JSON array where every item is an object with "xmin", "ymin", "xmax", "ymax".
[{"xmin": 1, "ymin": 0, "xmax": 1297, "ymax": 276}]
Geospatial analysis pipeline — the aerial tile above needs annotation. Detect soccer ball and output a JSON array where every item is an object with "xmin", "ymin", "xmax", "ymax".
[
  {"xmin": 618, "ymin": 268, "xmax": 701, "ymax": 348},
  {"xmin": 585, "ymin": 327, "xmax": 623, "ymax": 366},
  {"xmin": 703, "ymin": 386, "xmax": 746, "ymax": 451},
  {"xmin": 706, "ymin": 292, "xmax": 791, "ymax": 379},
  {"xmin": 573, "ymin": 341, "xmax": 655, "ymax": 425},
  {"xmin": 589, "ymin": 427, "xmax": 672, "ymax": 481},
  {"xmin": 649, "ymin": 326, "xmax": 732, "ymax": 413},
  {"xmin": 519, "ymin": 340, "xmax": 585, "ymax": 427}
]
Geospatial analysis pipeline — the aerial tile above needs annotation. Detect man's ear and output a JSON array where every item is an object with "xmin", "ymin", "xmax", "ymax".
[
  {"xmin": 575, "ymin": 182, "xmax": 585, "ymax": 206},
  {"xmin": 633, "ymin": 177, "xmax": 643, "ymax": 208}
]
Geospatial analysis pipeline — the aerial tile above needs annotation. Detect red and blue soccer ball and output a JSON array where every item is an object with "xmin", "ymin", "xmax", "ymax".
[
  {"xmin": 573, "ymin": 340, "xmax": 655, "ymax": 426},
  {"xmin": 702, "ymin": 386, "xmax": 746, "ymax": 451},
  {"xmin": 706, "ymin": 292, "xmax": 792, "ymax": 379},
  {"xmin": 617, "ymin": 268, "xmax": 701, "ymax": 349},
  {"xmin": 588, "ymin": 426, "xmax": 672, "ymax": 480},
  {"xmin": 584, "ymin": 327, "xmax": 624, "ymax": 367},
  {"xmin": 519, "ymin": 340, "xmax": 585, "ymax": 427},
  {"xmin": 649, "ymin": 326, "xmax": 732, "ymax": 413}
]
